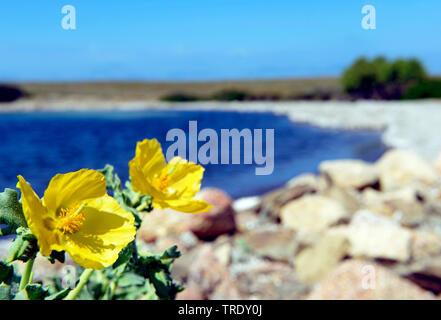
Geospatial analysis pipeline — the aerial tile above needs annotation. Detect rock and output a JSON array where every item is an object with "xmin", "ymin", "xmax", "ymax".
[
  {"xmin": 376, "ymin": 149, "xmax": 438, "ymax": 191},
  {"xmin": 240, "ymin": 225, "xmax": 299, "ymax": 263},
  {"xmin": 327, "ymin": 210, "xmax": 412, "ymax": 262},
  {"xmin": 229, "ymin": 258, "xmax": 308, "ymax": 299},
  {"xmin": 178, "ymin": 231, "xmax": 200, "ymax": 249},
  {"xmin": 187, "ymin": 188, "xmax": 236, "ymax": 239},
  {"xmin": 137, "ymin": 208, "xmax": 189, "ymax": 243},
  {"xmin": 411, "ymin": 231, "xmax": 441, "ymax": 262},
  {"xmin": 280, "ymin": 195, "xmax": 349, "ymax": 242},
  {"xmin": 260, "ymin": 182, "xmax": 317, "ymax": 219},
  {"xmin": 389, "ymin": 231, "xmax": 441, "ymax": 293},
  {"xmin": 286, "ymin": 173, "xmax": 327, "ymax": 191},
  {"xmin": 324, "ymin": 186, "xmax": 362, "ymax": 214},
  {"xmin": 214, "ymin": 242, "xmax": 232, "ymax": 267},
  {"xmin": 319, "ymin": 159, "xmax": 379, "ymax": 190},
  {"xmin": 295, "ymin": 234, "xmax": 349, "ymax": 284},
  {"xmin": 392, "ymin": 231, "xmax": 441, "ymax": 281},
  {"xmin": 233, "ymin": 196, "xmax": 261, "ymax": 212},
  {"xmin": 362, "ymin": 187, "xmax": 426, "ymax": 226},
  {"xmin": 235, "ymin": 210, "xmax": 261, "ymax": 232},
  {"xmin": 171, "ymin": 247, "xmax": 200, "ymax": 283},
  {"xmin": 186, "ymin": 244, "xmax": 240, "ymax": 299},
  {"xmin": 307, "ymin": 260, "xmax": 435, "ymax": 300},
  {"xmin": 155, "ymin": 235, "xmax": 194, "ymax": 255}
]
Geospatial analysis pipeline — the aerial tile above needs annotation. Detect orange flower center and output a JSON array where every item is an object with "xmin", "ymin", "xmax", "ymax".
[
  {"xmin": 152, "ymin": 172, "xmax": 171, "ymax": 191},
  {"xmin": 57, "ymin": 203, "xmax": 86, "ymax": 234}
]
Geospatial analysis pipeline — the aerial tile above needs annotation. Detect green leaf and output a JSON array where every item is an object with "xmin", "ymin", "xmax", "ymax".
[
  {"xmin": 45, "ymin": 288, "xmax": 70, "ymax": 300},
  {"xmin": 75, "ymin": 287, "xmax": 94, "ymax": 300},
  {"xmin": 0, "ymin": 188, "xmax": 27, "ymax": 231},
  {"xmin": 13, "ymin": 284, "xmax": 50, "ymax": 300},
  {"xmin": 141, "ymin": 281, "xmax": 160, "ymax": 300},
  {"xmin": 6, "ymin": 228, "xmax": 38, "ymax": 263},
  {"xmin": 0, "ymin": 225, "xmax": 16, "ymax": 236},
  {"xmin": 113, "ymin": 244, "xmax": 133, "ymax": 269},
  {"xmin": 0, "ymin": 284, "xmax": 12, "ymax": 300},
  {"xmin": 118, "ymin": 272, "xmax": 145, "ymax": 288},
  {"xmin": 25, "ymin": 284, "xmax": 49, "ymax": 300},
  {"xmin": 161, "ymin": 245, "xmax": 181, "ymax": 260},
  {"xmin": 13, "ymin": 290, "xmax": 28, "ymax": 300},
  {"xmin": 0, "ymin": 261, "xmax": 13, "ymax": 283}
]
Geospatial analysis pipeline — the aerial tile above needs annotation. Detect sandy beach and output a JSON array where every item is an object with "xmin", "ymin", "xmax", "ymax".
[{"xmin": 2, "ymin": 99, "xmax": 441, "ymax": 161}]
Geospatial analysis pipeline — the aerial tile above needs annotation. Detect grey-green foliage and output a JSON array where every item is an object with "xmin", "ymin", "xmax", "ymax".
[
  {"xmin": 342, "ymin": 56, "xmax": 427, "ymax": 99},
  {"xmin": 6, "ymin": 227, "xmax": 38, "ymax": 263},
  {"xmin": 0, "ymin": 188, "xmax": 27, "ymax": 235},
  {"xmin": 0, "ymin": 260, "xmax": 49, "ymax": 300},
  {"xmin": 0, "ymin": 165, "xmax": 182, "ymax": 300},
  {"xmin": 46, "ymin": 245, "xmax": 183, "ymax": 300}
]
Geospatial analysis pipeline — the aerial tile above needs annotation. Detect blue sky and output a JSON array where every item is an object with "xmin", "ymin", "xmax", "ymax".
[{"xmin": 0, "ymin": 0, "xmax": 440, "ymax": 81}]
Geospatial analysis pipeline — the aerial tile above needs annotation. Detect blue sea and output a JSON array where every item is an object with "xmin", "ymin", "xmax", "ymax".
[{"xmin": 0, "ymin": 110, "xmax": 388, "ymax": 198}]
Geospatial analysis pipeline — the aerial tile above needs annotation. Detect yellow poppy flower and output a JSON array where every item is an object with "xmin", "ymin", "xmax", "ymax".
[
  {"xmin": 16, "ymin": 169, "xmax": 136, "ymax": 270},
  {"xmin": 129, "ymin": 139, "xmax": 212, "ymax": 213}
]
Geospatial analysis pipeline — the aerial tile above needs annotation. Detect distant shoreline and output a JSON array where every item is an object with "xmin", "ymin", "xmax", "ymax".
[{"xmin": 1, "ymin": 99, "xmax": 441, "ymax": 161}]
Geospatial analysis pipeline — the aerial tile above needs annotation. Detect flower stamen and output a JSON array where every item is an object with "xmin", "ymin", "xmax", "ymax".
[
  {"xmin": 152, "ymin": 172, "xmax": 171, "ymax": 191},
  {"xmin": 57, "ymin": 203, "xmax": 86, "ymax": 234}
]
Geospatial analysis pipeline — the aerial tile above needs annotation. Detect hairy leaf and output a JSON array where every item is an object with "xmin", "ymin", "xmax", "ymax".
[{"xmin": 0, "ymin": 188, "xmax": 27, "ymax": 231}]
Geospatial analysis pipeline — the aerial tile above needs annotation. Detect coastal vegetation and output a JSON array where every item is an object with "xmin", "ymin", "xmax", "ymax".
[
  {"xmin": 0, "ymin": 139, "xmax": 209, "ymax": 300},
  {"xmin": 342, "ymin": 57, "xmax": 433, "ymax": 100},
  {"xmin": 6, "ymin": 78, "xmax": 340, "ymax": 102},
  {"xmin": 0, "ymin": 85, "xmax": 26, "ymax": 102},
  {"xmin": 3, "ymin": 57, "xmax": 441, "ymax": 103}
]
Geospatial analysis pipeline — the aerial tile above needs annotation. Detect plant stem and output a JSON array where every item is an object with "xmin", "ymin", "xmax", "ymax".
[
  {"xmin": 64, "ymin": 269, "xmax": 94, "ymax": 300},
  {"xmin": 19, "ymin": 258, "xmax": 35, "ymax": 290},
  {"xmin": 107, "ymin": 281, "xmax": 117, "ymax": 300},
  {"xmin": 132, "ymin": 240, "xmax": 138, "ymax": 263}
]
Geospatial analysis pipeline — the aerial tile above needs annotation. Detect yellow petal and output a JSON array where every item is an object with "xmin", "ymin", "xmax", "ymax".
[
  {"xmin": 129, "ymin": 160, "xmax": 162, "ymax": 198},
  {"xmin": 165, "ymin": 157, "xmax": 205, "ymax": 199},
  {"xmin": 154, "ymin": 198, "xmax": 212, "ymax": 214},
  {"xmin": 16, "ymin": 175, "xmax": 58, "ymax": 256},
  {"xmin": 129, "ymin": 139, "xmax": 166, "ymax": 197},
  {"xmin": 62, "ymin": 195, "xmax": 136, "ymax": 269},
  {"xmin": 43, "ymin": 169, "xmax": 106, "ymax": 213},
  {"xmin": 135, "ymin": 139, "xmax": 166, "ymax": 175}
]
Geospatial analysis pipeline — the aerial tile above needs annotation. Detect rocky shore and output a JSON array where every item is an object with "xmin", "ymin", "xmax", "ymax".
[
  {"xmin": 3, "ymin": 99, "xmax": 441, "ymax": 160},
  {"xmin": 139, "ymin": 148, "xmax": 441, "ymax": 300},
  {"xmin": 1, "ymin": 99, "xmax": 441, "ymax": 299},
  {"xmin": 3, "ymin": 148, "xmax": 440, "ymax": 299}
]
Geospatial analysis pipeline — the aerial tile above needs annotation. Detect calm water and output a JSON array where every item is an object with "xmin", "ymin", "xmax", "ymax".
[{"xmin": 0, "ymin": 110, "xmax": 388, "ymax": 198}]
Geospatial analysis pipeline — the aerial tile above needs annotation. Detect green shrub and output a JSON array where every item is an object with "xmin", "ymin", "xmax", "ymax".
[
  {"xmin": 210, "ymin": 89, "xmax": 252, "ymax": 101},
  {"xmin": 0, "ymin": 85, "xmax": 26, "ymax": 102},
  {"xmin": 342, "ymin": 57, "xmax": 427, "ymax": 99},
  {"xmin": 159, "ymin": 92, "xmax": 199, "ymax": 102},
  {"xmin": 402, "ymin": 80, "xmax": 441, "ymax": 99}
]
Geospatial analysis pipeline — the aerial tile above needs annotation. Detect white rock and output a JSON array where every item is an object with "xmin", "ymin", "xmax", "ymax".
[
  {"xmin": 233, "ymin": 196, "xmax": 261, "ymax": 212},
  {"xmin": 319, "ymin": 159, "xmax": 379, "ymax": 189},
  {"xmin": 376, "ymin": 149, "xmax": 438, "ymax": 190},
  {"xmin": 280, "ymin": 195, "xmax": 349, "ymax": 236},
  {"xmin": 328, "ymin": 210, "xmax": 412, "ymax": 262}
]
